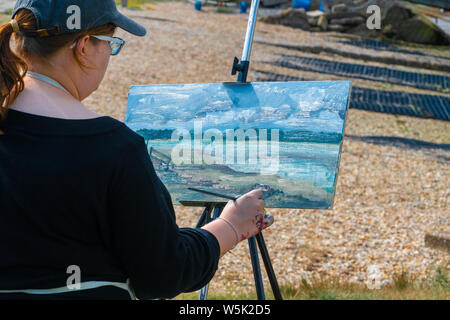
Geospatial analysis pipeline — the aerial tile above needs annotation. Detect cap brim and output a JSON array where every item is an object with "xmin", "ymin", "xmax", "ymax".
[{"xmin": 113, "ymin": 13, "xmax": 147, "ymax": 37}]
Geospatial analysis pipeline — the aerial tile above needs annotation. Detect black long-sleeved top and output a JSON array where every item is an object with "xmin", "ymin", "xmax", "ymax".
[{"xmin": 0, "ymin": 109, "xmax": 220, "ymax": 300}]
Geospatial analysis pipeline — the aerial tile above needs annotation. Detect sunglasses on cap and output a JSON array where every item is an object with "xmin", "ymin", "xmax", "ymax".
[{"xmin": 69, "ymin": 35, "xmax": 126, "ymax": 56}]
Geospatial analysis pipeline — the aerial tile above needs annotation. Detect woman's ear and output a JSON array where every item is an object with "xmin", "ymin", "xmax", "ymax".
[{"xmin": 72, "ymin": 34, "xmax": 92, "ymax": 68}]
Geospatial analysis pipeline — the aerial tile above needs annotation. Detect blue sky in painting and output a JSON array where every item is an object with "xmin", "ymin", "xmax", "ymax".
[{"xmin": 125, "ymin": 81, "xmax": 350, "ymax": 134}]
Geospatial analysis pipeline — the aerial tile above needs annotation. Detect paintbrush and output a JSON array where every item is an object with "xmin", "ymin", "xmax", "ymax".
[{"xmin": 188, "ymin": 187, "xmax": 238, "ymax": 201}]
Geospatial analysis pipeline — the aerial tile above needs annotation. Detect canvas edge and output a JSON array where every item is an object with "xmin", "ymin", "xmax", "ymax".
[
  {"xmin": 126, "ymin": 80, "xmax": 353, "ymax": 89},
  {"xmin": 124, "ymin": 85, "xmax": 135, "ymax": 124},
  {"xmin": 328, "ymin": 81, "xmax": 352, "ymax": 210}
]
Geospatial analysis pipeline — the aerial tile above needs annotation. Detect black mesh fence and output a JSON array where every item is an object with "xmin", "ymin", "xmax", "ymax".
[{"xmin": 266, "ymin": 54, "xmax": 449, "ymax": 93}]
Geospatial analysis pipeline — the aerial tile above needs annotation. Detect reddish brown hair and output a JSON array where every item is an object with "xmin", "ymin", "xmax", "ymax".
[{"xmin": 0, "ymin": 9, "xmax": 116, "ymax": 122}]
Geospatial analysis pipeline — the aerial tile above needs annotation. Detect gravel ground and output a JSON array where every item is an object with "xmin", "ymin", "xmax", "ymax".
[{"xmin": 82, "ymin": 3, "xmax": 449, "ymax": 296}]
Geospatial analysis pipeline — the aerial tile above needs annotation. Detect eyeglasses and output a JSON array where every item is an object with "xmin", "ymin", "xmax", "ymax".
[
  {"xmin": 90, "ymin": 35, "xmax": 126, "ymax": 56},
  {"xmin": 69, "ymin": 35, "xmax": 126, "ymax": 56}
]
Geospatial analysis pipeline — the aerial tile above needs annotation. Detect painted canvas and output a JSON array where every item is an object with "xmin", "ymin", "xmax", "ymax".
[{"xmin": 125, "ymin": 81, "xmax": 351, "ymax": 209}]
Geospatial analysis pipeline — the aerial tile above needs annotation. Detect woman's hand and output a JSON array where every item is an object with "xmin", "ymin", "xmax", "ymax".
[
  {"xmin": 202, "ymin": 188, "xmax": 274, "ymax": 257},
  {"xmin": 220, "ymin": 188, "xmax": 274, "ymax": 241}
]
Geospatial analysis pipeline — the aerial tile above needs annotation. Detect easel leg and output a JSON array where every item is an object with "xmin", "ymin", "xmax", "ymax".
[
  {"xmin": 248, "ymin": 236, "xmax": 266, "ymax": 300},
  {"xmin": 197, "ymin": 205, "xmax": 212, "ymax": 300},
  {"xmin": 198, "ymin": 205, "xmax": 223, "ymax": 300},
  {"xmin": 199, "ymin": 283, "xmax": 209, "ymax": 300},
  {"xmin": 195, "ymin": 204, "xmax": 212, "ymax": 228},
  {"xmin": 193, "ymin": 202, "xmax": 282, "ymax": 301},
  {"xmin": 256, "ymin": 233, "xmax": 283, "ymax": 300}
]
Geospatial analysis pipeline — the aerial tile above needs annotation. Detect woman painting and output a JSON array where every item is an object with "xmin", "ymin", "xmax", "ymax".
[{"xmin": 0, "ymin": 0, "xmax": 273, "ymax": 300}]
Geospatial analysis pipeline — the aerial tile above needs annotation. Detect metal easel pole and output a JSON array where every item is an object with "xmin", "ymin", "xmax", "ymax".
[
  {"xmin": 232, "ymin": 0, "xmax": 261, "ymax": 83},
  {"xmin": 231, "ymin": 0, "xmax": 268, "ymax": 300}
]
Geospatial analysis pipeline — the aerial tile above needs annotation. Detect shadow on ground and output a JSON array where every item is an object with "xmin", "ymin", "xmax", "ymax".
[{"xmin": 344, "ymin": 134, "xmax": 450, "ymax": 162}]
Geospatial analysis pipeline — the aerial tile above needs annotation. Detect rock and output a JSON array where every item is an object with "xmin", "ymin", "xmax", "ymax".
[
  {"xmin": 326, "ymin": 12, "xmax": 365, "ymax": 20},
  {"xmin": 383, "ymin": 2, "xmax": 414, "ymax": 24},
  {"xmin": 328, "ymin": 24, "xmax": 349, "ymax": 32},
  {"xmin": 318, "ymin": 15, "xmax": 328, "ymax": 31},
  {"xmin": 329, "ymin": 16, "xmax": 365, "ymax": 26},
  {"xmin": 396, "ymin": 15, "xmax": 449, "ymax": 45},
  {"xmin": 332, "ymin": 3, "xmax": 348, "ymax": 13},
  {"xmin": 260, "ymin": 8, "xmax": 310, "ymax": 31},
  {"xmin": 381, "ymin": 23, "xmax": 395, "ymax": 38},
  {"xmin": 307, "ymin": 10, "xmax": 325, "ymax": 18},
  {"xmin": 382, "ymin": 2, "xmax": 450, "ymax": 45},
  {"xmin": 307, "ymin": 10, "xmax": 325, "ymax": 27},
  {"xmin": 324, "ymin": 12, "xmax": 365, "ymax": 31},
  {"xmin": 308, "ymin": 17, "xmax": 318, "ymax": 26}
]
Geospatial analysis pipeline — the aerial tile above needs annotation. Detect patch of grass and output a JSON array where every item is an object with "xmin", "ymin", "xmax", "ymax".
[
  {"xmin": 434, "ymin": 267, "xmax": 450, "ymax": 291},
  {"xmin": 172, "ymin": 267, "xmax": 450, "ymax": 300},
  {"xmin": 393, "ymin": 270, "xmax": 412, "ymax": 291}
]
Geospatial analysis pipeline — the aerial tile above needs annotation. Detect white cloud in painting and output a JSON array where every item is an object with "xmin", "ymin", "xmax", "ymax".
[
  {"xmin": 314, "ymin": 110, "xmax": 342, "ymax": 132},
  {"xmin": 198, "ymin": 100, "xmax": 233, "ymax": 113},
  {"xmin": 203, "ymin": 110, "xmax": 236, "ymax": 126},
  {"xmin": 236, "ymin": 109, "xmax": 257, "ymax": 123}
]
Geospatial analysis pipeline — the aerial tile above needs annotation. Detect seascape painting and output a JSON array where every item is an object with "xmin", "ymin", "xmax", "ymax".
[{"xmin": 125, "ymin": 81, "xmax": 351, "ymax": 209}]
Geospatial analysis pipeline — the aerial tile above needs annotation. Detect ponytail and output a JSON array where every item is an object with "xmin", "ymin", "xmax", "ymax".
[{"xmin": 0, "ymin": 16, "xmax": 28, "ymax": 122}]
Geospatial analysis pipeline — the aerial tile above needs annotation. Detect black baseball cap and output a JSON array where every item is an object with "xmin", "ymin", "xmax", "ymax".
[{"xmin": 12, "ymin": 0, "xmax": 147, "ymax": 37}]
